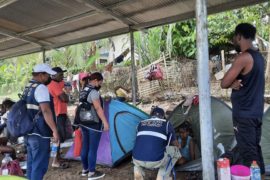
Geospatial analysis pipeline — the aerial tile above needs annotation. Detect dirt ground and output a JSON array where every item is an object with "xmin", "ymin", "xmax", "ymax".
[
  {"xmin": 44, "ymin": 158, "xmax": 200, "ymax": 180},
  {"xmin": 43, "ymin": 103, "xmax": 201, "ymax": 180}
]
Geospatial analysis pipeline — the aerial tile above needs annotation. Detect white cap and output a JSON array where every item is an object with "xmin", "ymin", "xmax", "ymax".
[{"xmin": 33, "ymin": 64, "xmax": 57, "ymax": 75}]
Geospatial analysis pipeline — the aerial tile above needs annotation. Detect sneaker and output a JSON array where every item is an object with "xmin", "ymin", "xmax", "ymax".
[
  {"xmin": 81, "ymin": 169, "xmax": 89, "ymax": 176},
  {"xmin": 88, "ymin": 171, "xmax": 105, "ymax": 180}
]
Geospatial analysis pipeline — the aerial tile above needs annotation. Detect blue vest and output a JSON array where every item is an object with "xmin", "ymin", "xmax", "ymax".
[
  {"xmin": 132, "ymin": 117, "xmax": 172, "ymax": 161},
  {"xmin": 231, "ymin": 49, "xmax": 265, "ymax": 119},
  {"xmin": 25, "ymin": 80, "xmax": 54, "ymax": 138},
  {"xmin": 178, "ymin": 136, "xmax": 191, "ymax": 161}
]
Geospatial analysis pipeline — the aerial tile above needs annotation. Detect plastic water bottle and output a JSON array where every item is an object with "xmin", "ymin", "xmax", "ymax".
[
  {"xmin": 50, "ymin": 143, "xmax": 58, "ymax": 157},
  {"xmin": 217, "ymin": 158, "xmax": 231, "ymax": 180},
  {"xmin": 250, "ymin": 161, "xmax": 261, "ymax": 180},
  {"xmin": 1, "ymin": 153, "xmax": 13, "ymax": 175}
]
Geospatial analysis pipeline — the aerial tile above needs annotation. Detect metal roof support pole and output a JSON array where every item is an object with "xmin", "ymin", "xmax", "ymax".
[
  {"xmin": 42, "ymin": 49, "xmax": 46, "ymax": 63},
  {"xmin": 196, "ymin": 0, "xmax": 215, "ymax": 179},
  {"xmin": 130, "ymin": 30, "xmax": 137, "ymax": 105}
]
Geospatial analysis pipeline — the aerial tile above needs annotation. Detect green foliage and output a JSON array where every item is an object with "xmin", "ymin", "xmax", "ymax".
[
  {"xmin": 48, "ymin": 42, "xmax": 91, "ymax": 73},
  {"xmin": 134, "ymin": 2, "xmax": 269, "ymax": 63},
  {"xmin": 163, "ymin": 20, "xmax": 197, "ymax": 58},
  {"xmin": 134, "ymin": 28, "xmax": 163, "ymax": 67},
  {"xmin": 0, "ymin": 52, "xmax": 42, "ymax": 97},
  {"xmin": 123, "ymin": 59, "xmax": 132, "ymax": 66},
  {"xmin": 86, "ymin": 52, "xmax": 100, "ymax": 67},
  {"xmin": 208, "ymin": 3, "xmax": 270, "ymax": 51},
  {"xmin": 0, "ymin": 2, "xmax": 268, "ymax": 99}
]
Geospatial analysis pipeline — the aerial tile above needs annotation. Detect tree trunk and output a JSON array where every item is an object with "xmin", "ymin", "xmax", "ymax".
[{"xmin": 265, "ymin": 33, "xmax": 270, "ymax": 83}]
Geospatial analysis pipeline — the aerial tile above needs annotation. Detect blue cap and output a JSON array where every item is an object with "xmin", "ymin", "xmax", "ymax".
[{"xmin": 150, "ymin": 107, "xmax": 165, "ymax": 118}]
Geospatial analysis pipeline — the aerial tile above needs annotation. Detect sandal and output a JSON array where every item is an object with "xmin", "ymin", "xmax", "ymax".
[{"xmin": 52, "ymin": 162, "xmax": 69, "ymax": 169}]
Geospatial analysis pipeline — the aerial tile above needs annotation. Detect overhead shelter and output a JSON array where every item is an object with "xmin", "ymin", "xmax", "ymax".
[
  {"xmin": 0, "ymin": 0, "xmax": 267, "ymax": 60},
  {"xmin": 0, "ymin": 0, "xmax": 268, "ymax": 179}
]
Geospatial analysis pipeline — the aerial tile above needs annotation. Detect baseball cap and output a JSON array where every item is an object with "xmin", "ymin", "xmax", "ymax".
[
  {"xmin": 33, "ymin": 64, "xmax": 56, "ymax": 75},
  {"xmin": 79, "ymin": 72, "xmax": 90, "ymax": 80},
  {"xmin": 150, "ymin": 107, "xmax": 165, "ymax": 118},
  {"xmin": 52, "ymin": 67, "xmax": 67, "ymax": 73}
]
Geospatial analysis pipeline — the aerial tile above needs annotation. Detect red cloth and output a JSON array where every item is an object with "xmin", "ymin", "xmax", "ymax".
[
  {"xmin": 0, "ymin": 160, "xmax": 24, "ymax": 176},
  {"xmin": 73, "ymin": 129, "xmax": 82, "ymax": 157},
  {"xmin": 47, "ymin": 80, "xmax": 67, "ymax": 116},
  {"xmin": 192, "ymin": 95, "xmax": 199, "ymax": 105}
]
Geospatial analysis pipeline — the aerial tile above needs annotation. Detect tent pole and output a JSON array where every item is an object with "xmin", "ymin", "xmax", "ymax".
[
  {"xmin": 196, "ymin": 0, "xmax": 215, "ymax": 179},
  {"xmin": 130, "ymin": 30, "xmax": 137, "ymax": 105},
  {"xmin": 42, "ymin": 49, "xmax": 46, "ymax": 63}
]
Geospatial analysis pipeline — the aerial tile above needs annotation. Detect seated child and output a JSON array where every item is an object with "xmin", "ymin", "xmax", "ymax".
[
  {"xmin": 0, "ymin": 137, "xmax": 16, "ymax": 159},
  {"xmin": 0, "ymin": 99, "xmax": 17, "ymax": 144},
  {"xmin": 177, "ymin": 122, "xmax": 195, "ymax": 165}
]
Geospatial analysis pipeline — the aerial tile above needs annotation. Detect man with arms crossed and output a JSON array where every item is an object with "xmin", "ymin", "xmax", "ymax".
[{"xmin": 221, "ymin": 23, "xmax": 265, "ymax": 177}]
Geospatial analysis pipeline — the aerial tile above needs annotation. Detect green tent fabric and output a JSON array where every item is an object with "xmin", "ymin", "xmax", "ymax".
[
  {"xmin": 168, "ymin": 96, "xmax": 270, "ymax": 173},
  {"xmin": 262, "ymin": 107, "xmax": 270, "ymax": 174},
  {"xmin": 168, "ymin": 97, "xmax": 235, "ymax": 160}
]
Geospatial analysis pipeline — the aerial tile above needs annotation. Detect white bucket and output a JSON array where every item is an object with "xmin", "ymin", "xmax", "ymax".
[{"xmin": 231, "ymin": 175, "xmax": 250, "ymax": 180}]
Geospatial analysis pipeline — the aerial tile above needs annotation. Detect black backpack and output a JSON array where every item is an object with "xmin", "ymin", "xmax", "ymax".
[{"xmin": 74, "ymin": 86, "xmax": 99, "ymax": 126}]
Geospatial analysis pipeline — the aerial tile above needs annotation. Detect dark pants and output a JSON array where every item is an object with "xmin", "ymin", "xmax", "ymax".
[
  {"xmin": 233, "ymin": 117, "xmax": 265, "ymax": 174},
  {"xmin": 80, "ymin": 126, "xmax": 102, "ymax": 172},
  {"xmin": 57, "ymin": 114, "xmax": 67, "ymax": 143},
  {"xmin": 25, "ymin": 135, "xmax": 50, "ymax": 180}
]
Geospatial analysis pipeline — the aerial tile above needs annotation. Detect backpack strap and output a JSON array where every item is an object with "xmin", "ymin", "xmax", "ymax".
[
  {"xmin": 21, "ymin": 82, "xmax": 40, "ymax": 100},
  {"xmin": 23, "ymin": 82, "xmax": 42, "ymax": 121},
  {"xmin": 79, "ymin": 85, "xmax": 94, "ymax": 104}
]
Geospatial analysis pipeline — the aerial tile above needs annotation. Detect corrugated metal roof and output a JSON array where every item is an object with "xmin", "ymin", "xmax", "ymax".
[{"xmin": 0, "ymin": 0, "xmax": 267, "ymax": 59}]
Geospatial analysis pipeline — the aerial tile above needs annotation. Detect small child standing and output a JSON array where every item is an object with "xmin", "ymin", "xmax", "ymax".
[{"xmin": 177, "ymin": 122, "xmax": 195, "ymax": 165}]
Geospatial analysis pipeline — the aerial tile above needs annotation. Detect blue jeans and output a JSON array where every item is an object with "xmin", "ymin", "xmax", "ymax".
[
  {"xmin": 81, "ymin": 127, "xmax": 102, "ymax": 172},
  {"xmin": 25, "ymin": 135, "xmax": 50, "ymax": 180}
]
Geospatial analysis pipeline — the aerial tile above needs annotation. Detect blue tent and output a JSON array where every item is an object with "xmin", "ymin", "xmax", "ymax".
[{"xmin": 65, "ymin": 99, "xmax": 149, "ymax": 167}]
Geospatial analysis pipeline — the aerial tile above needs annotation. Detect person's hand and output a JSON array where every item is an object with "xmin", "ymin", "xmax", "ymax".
[
  {"xmin": 103, "ymin": 122, "xmax": 109, "ymax": 131},
  {"xmin": 52, "ymin": 130, "xmax": 60, "ymax": 143},
  {"xmin": 230, "ymin": 79, "xmax": 243, "ymax": 90}
]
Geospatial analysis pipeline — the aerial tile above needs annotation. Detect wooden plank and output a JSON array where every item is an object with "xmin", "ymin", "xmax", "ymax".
[{"xmin": 137, "ymin": 54, "xmax": 173, "ymax": 97}]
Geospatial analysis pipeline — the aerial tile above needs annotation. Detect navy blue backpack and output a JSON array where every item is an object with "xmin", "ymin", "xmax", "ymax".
[{"xmin": 7, "ymin": 83, "xmax": 40, "ymax": 137}]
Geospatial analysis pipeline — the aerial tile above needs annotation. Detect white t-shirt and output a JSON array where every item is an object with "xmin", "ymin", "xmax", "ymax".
[
  {"xmin": 30, "ymin": 84, "xmax": 51, "ymax": 138},
  {"xmin": 34, "ymin": 84, "xmax": 50, "ymax": 103}
]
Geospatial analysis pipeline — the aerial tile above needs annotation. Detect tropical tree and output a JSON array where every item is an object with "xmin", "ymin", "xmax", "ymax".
[
  {"xmin": 134, "ymin": 2, "xmax": 269, "ymax": 65},
  {"xmin": 162, "ymin": 20, "xmax": 197, "ymax": 59},
  {"xmin": 0, "ymin": 52, "xmax": 42, "ymax": 98},
  {"xmin": 134, "ymin": 28, "xmax": 163, "ymax": 67},
  {"xmin": 208, "ymin": 2, "xmax": 269, "ymax": 52}
]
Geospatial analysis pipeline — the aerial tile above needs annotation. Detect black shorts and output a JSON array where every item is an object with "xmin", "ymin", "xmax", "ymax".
[{"xmin": 56, "ymin": 114, "xmax": 68, "ymax": 143}]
